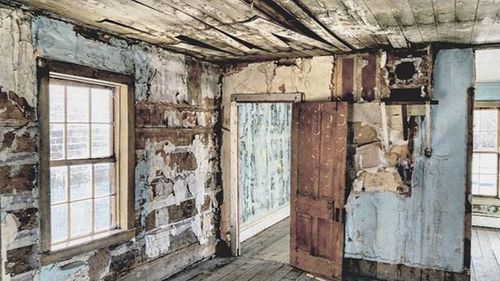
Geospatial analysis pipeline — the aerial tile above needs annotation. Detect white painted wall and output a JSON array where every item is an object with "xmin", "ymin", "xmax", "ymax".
[{"xmin": 476, "ymin": 49, "xmax": 500, "ymax": 82}]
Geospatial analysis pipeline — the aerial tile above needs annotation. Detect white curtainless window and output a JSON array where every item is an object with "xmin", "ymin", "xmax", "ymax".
[
  {"xmin": 49, "ymin": 79, "xmax": 118, "ymax": 249},
  {"xmin": 472, "ymin": 108, "xmax": 499, "ymax": 197},
  {"xmin": 39, "ymin": 60, "xmax": 135, "ymax": 264}
]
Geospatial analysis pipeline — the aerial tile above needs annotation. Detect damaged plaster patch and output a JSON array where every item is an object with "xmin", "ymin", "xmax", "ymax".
[
  {"xmin": 147, "ymin": 50, "xmax": 188, "ymax": 104},
  {"xmin": 145, "ymin": 230, "xmax": 171, "ymax": 259},
  {"xmin": 32, "ymin": 17, "xmax": 134, "ymax": 75},
  {"xmin": 350, "ymin": 103, "xmax": 414, "ymax": 195},
  {"xmin": 0, "ymin": 8, "xmax": 35, "ymax": 107},
  {"xmin": 39, "ymin": 250, "xmax": 110, "ymax": 281},
  {"xmin": 1, "ymin": 213, "xmax": 19, "ymax": 270},
  {"xmin": 138, "ymin": 133, "xmax": 216, "ymax": 258},
  {"xmin": 345, "ymin": 49, "xmax": 473, "ymax": 272}
]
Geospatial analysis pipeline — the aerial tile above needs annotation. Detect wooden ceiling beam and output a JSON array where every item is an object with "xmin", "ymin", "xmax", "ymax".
[
  {"xmin": 299, "ymin": 0, "xmax": 379, "ymax": 49},
  {"xmin": 259, "ymin": 0, "xmax": 351, "ymax": 51},
  {"xmin": 242, "ymin": 16, "xmax": 345, "ymax": 53}
]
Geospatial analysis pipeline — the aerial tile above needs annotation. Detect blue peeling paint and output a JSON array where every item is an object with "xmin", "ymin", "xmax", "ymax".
[
  {"xmin": 32, "ymin": 16, "xmax": 152, "ymax": 101},
  {"xmin": 39, "ymin": 261, "xmax": 85, "ymax": 280},
  {"xmin": 238, "ymin": 103, "xmax": 291, "ymax": 225},
  {"xmin": 345, "ymin": 49, "xmax": 474, "ymax": 272}
]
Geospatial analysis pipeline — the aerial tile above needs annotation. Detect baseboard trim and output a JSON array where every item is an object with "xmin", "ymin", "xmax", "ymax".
[
  {"xmin": 472, "ymin": 215, "xmax": 500, "ymax": 228},
  {"xmin": 240, "ymin": 205, "xmax": 290, "ymax": 242}
]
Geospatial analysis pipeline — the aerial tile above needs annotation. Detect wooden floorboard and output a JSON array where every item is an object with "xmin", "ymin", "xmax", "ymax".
[
  {"xmin": 471, "ymin": 227, "xmax": 500, "ymax": 281},
  {"xmin": 166, "ymin": 220, "xmax": 500, "ymax": 281}
]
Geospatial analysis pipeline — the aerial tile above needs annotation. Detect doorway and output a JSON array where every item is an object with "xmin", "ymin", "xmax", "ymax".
[
  {"xmin": 238, "ymin": 101, "xmax": 292, "ymax": 242},
  {"xmin": 230, "ymin": 93, "xmax": 300, "ymax": 259},
  {"xmin": 229, "ymin": 96, "xmax": 348, "ymax": 280},
  {"xmin": 470, "ymin": 49, "xmax": 500, "ymax": 280}
]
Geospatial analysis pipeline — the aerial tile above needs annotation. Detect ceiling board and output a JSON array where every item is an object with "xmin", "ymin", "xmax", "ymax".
[{"xmin": 7, "ymin": 0, "xmax": 500, "ymax": 61}]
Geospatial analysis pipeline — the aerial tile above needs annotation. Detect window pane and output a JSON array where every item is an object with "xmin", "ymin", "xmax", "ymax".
[
  {"xmin": 91, "ymin": 124, "xmax": 112, "ymax": 158},
  {"xmin": 479, "ymin": 153, "xmax": 498, "ymax": 174},
  {"xmin": 67, "ymin": 124, "xmax": 89, "ymax": 159},
  {"xmin": 472, "ymin": 154, "xmax": 480, "ymax": 174},
  {"xmin": 477, "ymin": 132, "xmax": 497, "ymax": 150},
  {"xmin": 70, "ymin": 165, "xmax": 92, "ymax": 200},
  {"xmin": 473, "ymin": 111, "xmax": 480, "ymax": 132},
  {"xmin": 67, "ymin": 86, "xmax": 89, "ymax": 122},
  {"xmin": 70, "ymin": 200, "xmax": 92, "ymax": 237},
  {"xmin": 91, "ymin": 88, "xmax": 112, "ymax": 123},
  {"xmin": 51, "ymin": 204, "xmax": 68, "ymax": 244},
  {"xmin": 94, "ymin": 163, "xmax": 113, "ymax": 196},
  {"xmin": 478, "ymin": 174, "xmax": 498, "ymax": 196},
  {"xmin": 49, "ymin": 84, "xmax": 65, "ymax": 122},
  {"xmin": 94, "ymin": 196, "xmax": 113, "ymax": 231},
  {"xmin": 50, "ymin": 124, "xmax": 65, "ymax": 160},
  {"xmin": 50, "ymin": 166, "xmax": 67, "ymax": 203},
  {"xmin": 480, "ymin": 110, "xmax": 497, "ymax": 131},
  {"xmin": 472, "ymin": 174, "xmax": 480, "ymax": 195}
]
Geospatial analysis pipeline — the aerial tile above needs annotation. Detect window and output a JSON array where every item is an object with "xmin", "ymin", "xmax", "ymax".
[
  {"xmin": 39, "ymin": 60, "xmax": 135, "ymax": 263},
  {"xmin": 49, "ymin": 79, "xmax": 118, "ymax": 249},
  {"xmin": 472, "ymin": 108, "xmax": 499, "ymax": 197}
]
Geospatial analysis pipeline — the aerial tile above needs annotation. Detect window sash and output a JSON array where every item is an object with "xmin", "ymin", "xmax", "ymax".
[
  {"xmin": 50, "ymin": 157, "xmax": 115, "ymax": 167},
  {"xmin": 38, "ymin": 59, "xmax": 135, "ymax": 263},
  {"xmin": 472, "ymin": 107, "xmax": 500, "ymax": 197},
  {"xmin": 48, "ymin": 77, "xmax": 118, "ymax": 247}
]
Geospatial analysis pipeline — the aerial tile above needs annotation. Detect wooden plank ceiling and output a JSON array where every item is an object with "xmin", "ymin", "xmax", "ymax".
[{"xmin": 11, "ymin": 0, "xmax": 500, "ymax": 61}]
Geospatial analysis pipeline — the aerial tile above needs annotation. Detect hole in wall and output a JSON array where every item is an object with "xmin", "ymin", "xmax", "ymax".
[{"xmin": 395, "ymin": 61, "xmax": 416, "ymax": 81}]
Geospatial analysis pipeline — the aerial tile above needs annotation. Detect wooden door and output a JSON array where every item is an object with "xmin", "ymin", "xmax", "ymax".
[{"xmin": 290, "ymin": 102, "xmax": 348, "ymax": 280}]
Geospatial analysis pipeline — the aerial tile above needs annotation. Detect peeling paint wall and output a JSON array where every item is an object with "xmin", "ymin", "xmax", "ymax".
[
  {"xmin": 222, "ymin": 49, "xmax": 472, "ymax": 275},
  {"xmin": 238, "ymin": 103, "xmax": 291, "ymax": 225},
  {"xmin": 0, "ymin": 7, "xmax": 38, "ymax": 281},
  {"xmin": 344, "ymin": 49, "xmax": 473, "ymax": 273},
  {"xmin": 0, "ymin": 5, "xmax": 221, "ymax": 281}
]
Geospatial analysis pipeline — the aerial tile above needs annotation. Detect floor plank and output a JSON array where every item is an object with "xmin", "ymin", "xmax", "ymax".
[
  {"xmin": 167, "ymin": 220, "xmax": 500, "ymax": 281},
  {"xmin": 471, "ymin": 227, "xmax": 500, "ymax": 281}
]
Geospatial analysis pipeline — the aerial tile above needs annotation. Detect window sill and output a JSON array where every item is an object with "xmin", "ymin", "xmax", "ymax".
[
  {"xmin": 472, "ymin": 196, "xmax": 500, "ymax": 206},
  {"xmin": 39, "ymin": 228, "xmax": 136, "ymax": 265}
]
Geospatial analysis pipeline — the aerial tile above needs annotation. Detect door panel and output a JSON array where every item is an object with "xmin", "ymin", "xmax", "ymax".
[
  {"xmin": 290, "ymin": 102, "xmax": 348, "ymax": 280},
  {"xmin": 297, "ymin": 215, "xmax": 312, "ymax": 252},
  {"xmin": 297, "ymin": 104, "xmax": 321, "ymax": 197}
]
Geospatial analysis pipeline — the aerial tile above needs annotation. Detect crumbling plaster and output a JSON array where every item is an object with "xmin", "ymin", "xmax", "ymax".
[
  {"xmin": 345, "ymin": 49, "xmax": 472, "ymax": 272},
  {"xmin": 222, "ymin": 49, "xmax": 472, "ymax": 274},
  {"xmin": 1, "ymin": 5, "xmax": 222, "ymax": 281}
]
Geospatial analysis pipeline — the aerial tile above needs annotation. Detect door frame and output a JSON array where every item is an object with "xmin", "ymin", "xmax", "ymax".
[{"xmin": 229, "ymin": 92, "xmax": 303, "ymax": 256}]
